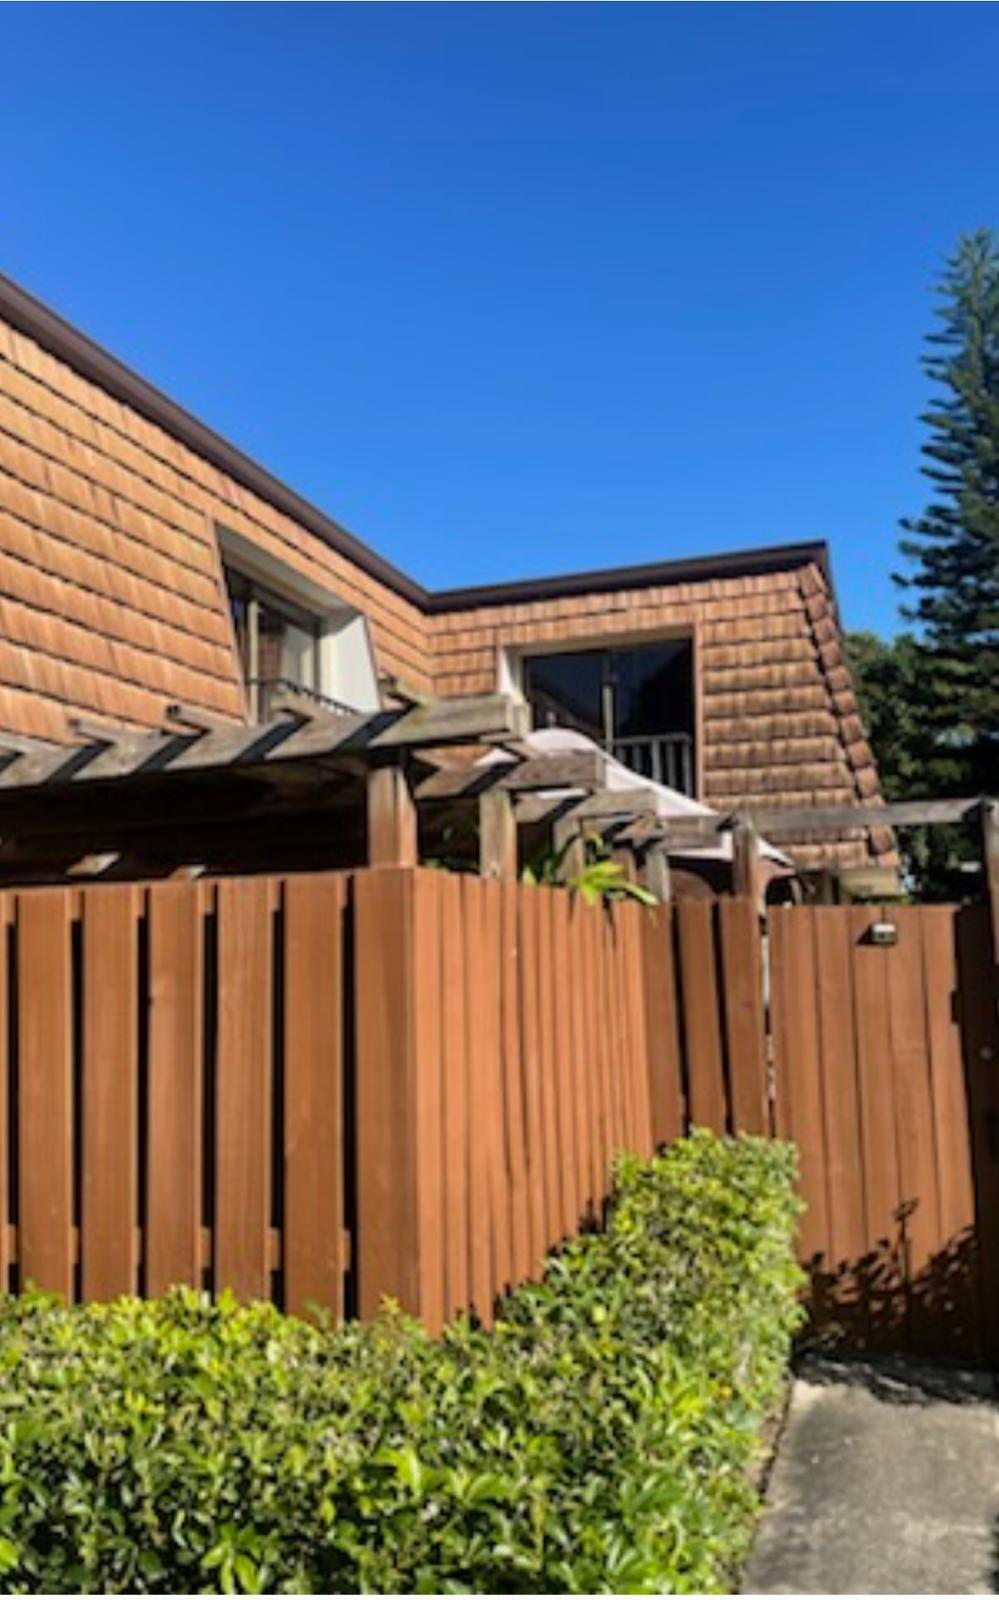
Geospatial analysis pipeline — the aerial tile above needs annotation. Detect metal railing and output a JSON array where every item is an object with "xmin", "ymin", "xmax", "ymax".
[{"xmin": 611, "ymin": 732, "xmax": 695, "ymax": 795}]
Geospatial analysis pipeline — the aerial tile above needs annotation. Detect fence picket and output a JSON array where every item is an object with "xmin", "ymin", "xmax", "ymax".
[
  {"xmin": 518, "ymin": 884, "xmax": 547, "ymax": 1273},
  {"xmin": 81, "ymin": 886, "xmax": 140, "ymax": 1300},
  {"xmin": 921, "ymin": 906, "xmax": 980, "ymax": 1357},
  {"xmin": 482, "ymin": 879, "xmax": 511, "ymax": 1308},
  {"xmin": 718, "ymin": 898, "xmax": 768, "ymax": 1137},
  {"xmin": 146, "ymin": 882, "xmax": 204, "ymax": 1296},
  {"xmin": 676, "ymin": 901, "xmax": 727, "ymax": 1133},
  {"xmin": 283, "ymin": 874, "xmax": 345, "ymax": 1322},
  {"xmin": 500, "ymin": 880, "xmax": 532, "ymax": 1285},
  {"xmin": 18, "ymin": 890, "xmax": 74, "ymax": 1298},
  {"xmin": 441, "ymin": 872, "xmax": 470, "ymax": 1316},
  {"xmin": 641, "ymin": 904, "xmax": 684, "ymax": 1147},
  {"xmin": 812, "ymin": 906, "xmax": 868, "ymax": 1340},
  {"xmin": 215, "ymin": 877, "xmax": 274, "ymax": 1301}
]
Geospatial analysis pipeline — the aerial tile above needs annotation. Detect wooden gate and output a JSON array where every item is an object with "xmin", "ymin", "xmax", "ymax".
[{"xmin": 769, "ymin": 902, "xmax": 999, "ymax": 1361}]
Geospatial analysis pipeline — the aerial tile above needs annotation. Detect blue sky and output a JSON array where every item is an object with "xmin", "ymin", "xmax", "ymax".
[{"xmin": 2, "ymin": 4, "xmax": 998, "ymax": 636}]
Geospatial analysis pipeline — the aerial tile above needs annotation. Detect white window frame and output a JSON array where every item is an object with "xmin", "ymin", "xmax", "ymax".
[{"xmin": 217, "ymin": 525, "xmax": 380, "ymax": 718}]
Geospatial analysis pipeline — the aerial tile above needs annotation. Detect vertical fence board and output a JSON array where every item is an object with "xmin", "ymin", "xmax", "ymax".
[
  {"xmin": 215, "ymin": 878, "xmax": 273, "ymax": 1301},
  {"xmin": 618, "ymin": 907, "xmax": 642, "ymax": 1152},
  {"xmin": 283, "ymin": 874, "xmax": 345, "ymax": 1323},
  {"xmin": 582, "ymin": 897, "xmax": 607, "ymax": 1200},
  {"xmin": 641, "ymin": 904, "xmax": 684, "ymax": 1147},
  {"xmin": 849, "ymin": 905, "xmax": 905, "ymax": 1345},
  {"xmin": 606, "ymin": 907, "xmax": 633, "ymax": 1153},
  {"xmin": 956, "ymin": 904, "xmax": 999, "ymax": 1362},
  {"xmin": 886, "ymin": 906, "xmax": 942, "ymax": 1352},
  {"xmin": 500, "ymin": 881, "xmax": 531, "ymax": 1287},
  {"xmin": 770, "ymin": 907, "xmax": 830, "ymax": 1267},
  {"xmin": 518, "ymin": 886, "xmax": 547, "ymax": 1273},
  {"xmin": 599, "ymin": 902, "xmax": 625, "ymax": 1159},
  {"xmin": 441, "ymin": 872, "xmax": 470, "ymax": 1316},
  {"xmin": 623, "ymin": 905, "xmax": 654, "ymax": 1156},
  {"xmin": 551, "ymin": 889, "xmax": 578, "ymax": 1236},
  {"xmin": 569, "ymin": 896, "xmax": 595, "ymax": 1218},
  {"xmin": 464, "ymin": 876, "xmax": 494, "ymax": 1325},
  {"xmin": 18, "ymin": 890, "xmax": 74, "ymax": 1297},
  {"xmin": 412, "ymin": 871, "xmax": 446, "ymax": 1333},
  {"xmin": 537, "ymin": 890, "xmax": 561, "ymax": 1247},
  {"xmin": 482, "ymin": 879, "xmax": 511, "ymax": 1308},
  {"xmin": 921, "ymin": 906, "xmax": 981, "ymax": 1358},
  {"xmin": 81, "ymin": 886, "xmax": 140, "ymax": 1300},
  {"xmin": 718, "ymin": 898, "xmax": 768, "ymax": 1136},
  {"xmin": 353, "ymin": 868, "xmax": 417, "ymax": 1318},
  {"xmin": 676, "ymin": 901, "xmax": 727, "ymax": 1133},
  {"xmin": 146, "ymin": 882, "xmax": 204, "ymax": 1296},
  {"xmin": 812, "ymin": 907, "xmax": 868, "ymax": 1339}
]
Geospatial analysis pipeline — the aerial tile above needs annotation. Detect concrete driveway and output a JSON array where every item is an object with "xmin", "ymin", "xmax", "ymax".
[{"xmin": 744, "ymin": 1355, "xmax": 999, "ymax": 1595}]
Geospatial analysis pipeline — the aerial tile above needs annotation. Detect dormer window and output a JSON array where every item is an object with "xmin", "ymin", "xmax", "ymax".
[
  {"xmin": 226, "ymin": 566, "xmax": 323, "ymax": 718},
  {"xmin": 217, "ymin": 526, "xmax": 381, "ymax": 722},
  {"xmin": 521, "ymin": 637, "xmax": 696, "ymax": 795}
]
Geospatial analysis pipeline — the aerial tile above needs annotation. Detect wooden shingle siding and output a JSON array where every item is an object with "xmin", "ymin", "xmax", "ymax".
[
  {"xmin": 428, "ymin": 560, "xmax": 890, "ymax": 869},
  {"xmin": 0, "ymin": 314, "xmax": 432, "ymax": 740},
  {"xmin": 0, "ymin": 288, "xmax": 886, "ymax": 870}
]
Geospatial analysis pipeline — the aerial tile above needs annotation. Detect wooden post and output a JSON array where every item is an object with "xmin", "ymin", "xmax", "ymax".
[
  {"xmin": 552, "ymin": 816, "xmax": 586, "ymax": 883},
  {"xmin": 479, "ymin": 788, "xmax": 517, "ymax": 880},
  {"xmin": 731, "ymin": 817, "xmax": 762, "ymax": 904},
  {"xmin": 640, "ymin": 845, "xmax": 672, "ymax": 903},
  {"xmin": 367, "ymin": 760, "xmax": 417, "ymax": 867},
  {"xmin": 612, "ymin": 844, "xmax": 639, "ymax": 884}
]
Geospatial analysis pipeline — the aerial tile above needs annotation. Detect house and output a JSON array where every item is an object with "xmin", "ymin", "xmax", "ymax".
[{"xmin": 0, "ymin": 271, "xmax": 890, "ymax": 877}]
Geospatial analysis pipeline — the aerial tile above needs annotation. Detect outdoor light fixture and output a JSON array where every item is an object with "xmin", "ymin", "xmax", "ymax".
[{"xmin": 868, "ymin": 921, "xmax": 898, "ymax": 946}]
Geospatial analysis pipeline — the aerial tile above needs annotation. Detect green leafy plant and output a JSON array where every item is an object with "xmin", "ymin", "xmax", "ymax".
[
  {"xmin": 0, "ymin": 1132, "xmax": 803, "ymax": 1594},
  {"xmin": 522, "ymin": 831, "xmax": 658, "ymax": 906}
]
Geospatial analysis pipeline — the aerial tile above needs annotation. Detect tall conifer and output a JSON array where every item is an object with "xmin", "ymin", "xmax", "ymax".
[{"xmin": 897, "ymin": 229, "xmax": 999, "ymax": 792}]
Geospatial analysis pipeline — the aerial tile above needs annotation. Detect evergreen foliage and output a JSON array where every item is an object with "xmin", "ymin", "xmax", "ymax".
[
  {"xmin": 896, "ymin": 228, "xmax": 999, "ymax": 796},
  {"xmin": 0, "ymin": 1133, "xmax": 802, "ymax": 1595},
  {"xmin": 850, "ymin": 231, "xmax": 999, "ymax": 896}
]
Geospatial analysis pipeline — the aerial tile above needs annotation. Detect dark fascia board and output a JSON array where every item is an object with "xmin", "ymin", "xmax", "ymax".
[
  {"xmin": 426, "ymin": 540, "xmax": 831, "ymax": 612},
  {"xmin": 0, "ymin": 270, "xmax": 428, "ymax": 608},
  {"xmin": 0, "ymin": 270, "xmax": 832, "ymax": 616}
]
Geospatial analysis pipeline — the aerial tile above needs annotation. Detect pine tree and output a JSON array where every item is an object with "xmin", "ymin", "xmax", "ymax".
[{"xmin": 897, "ymin": 229, "xmax": 999, "ymax": 795}]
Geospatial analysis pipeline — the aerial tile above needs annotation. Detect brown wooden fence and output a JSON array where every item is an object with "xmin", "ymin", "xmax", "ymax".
[
  {"xmin": 352, "ymin": 877, "xmax": 777, "ymax": 1330},
  {"xmin": 7, "ymin": 868, "xmax": 996, "ymax": 1361},
  {"xmin": 0, "ymin": 868, "xmax": 770, "ymax": 1329},
  {"xmin": 1, "ymin": 875, "xmax": 350, "ymax": 1318},
  {"xmin": 769, "ymin": 902, "xmax": 999, "ymax": 1362}
]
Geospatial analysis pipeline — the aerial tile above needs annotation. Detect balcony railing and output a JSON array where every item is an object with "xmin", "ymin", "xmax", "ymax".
[
  {"xmin": 248, "ymin": 678, "xmax": 359, "ymax": 723},
  {"xmin": 611, "ymin": 732, "xmax": 695, "ymax": 795}
]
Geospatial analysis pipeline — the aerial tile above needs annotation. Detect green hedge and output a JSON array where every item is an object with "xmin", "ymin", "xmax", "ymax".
[{"xmin": 0, "ymin": 1131, "xmax": 803, "ymax": 1594}]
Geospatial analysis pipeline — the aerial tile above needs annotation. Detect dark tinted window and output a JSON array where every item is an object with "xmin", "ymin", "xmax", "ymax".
[
  {"xmin": 522, "ymin": 649, "xmax": 604, "ymax": 742},
  {"xmin": 610, "ymin": 640, "xmax": 694, "ymax": 739}
]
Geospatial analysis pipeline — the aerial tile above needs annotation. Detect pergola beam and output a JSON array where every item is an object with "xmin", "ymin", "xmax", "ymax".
[{"xmin": 416, "ymin": 749, "xmax": 606, "ymax": 802}]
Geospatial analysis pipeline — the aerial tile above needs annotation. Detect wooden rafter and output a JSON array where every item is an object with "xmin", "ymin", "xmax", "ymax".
[{"xmin": 0, "ymin": 694, "xmax": 532, "ymax": 797}]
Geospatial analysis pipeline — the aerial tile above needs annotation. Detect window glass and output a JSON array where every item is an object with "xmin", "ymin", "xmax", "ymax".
[
  {"xmin": 523, "ymin": 649, "xmax": 605, "ymax": 742},
  {"xmin": 522, "ymin": 637, "xmax": 696, "ymax": 793},
  {"xmin": 223, "ymin": 565, "xmax": 321, "ymax": 708},
  {"xmin": 611, "ymin": 641, "xmax": 694, "ymax": 738},
  {"xmin": 279, "ymin": 617, "xmax": 318, "ymax": 690}
]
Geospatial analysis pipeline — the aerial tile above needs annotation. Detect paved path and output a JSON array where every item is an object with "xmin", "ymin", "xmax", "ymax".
[{"xmin": 745, "ymin": 1355, "xmax": 999, "ymax": 1595}]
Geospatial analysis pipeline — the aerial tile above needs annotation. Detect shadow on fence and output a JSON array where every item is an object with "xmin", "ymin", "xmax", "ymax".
[{"xmin": 802, "ymin": 1214, "xmax": 983, "ymax": 1364}]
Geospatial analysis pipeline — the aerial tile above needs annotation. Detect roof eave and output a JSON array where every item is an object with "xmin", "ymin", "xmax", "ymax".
[{"xmin": 0, "ymin": 271, "xmax": 834, "ymax": 616}]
